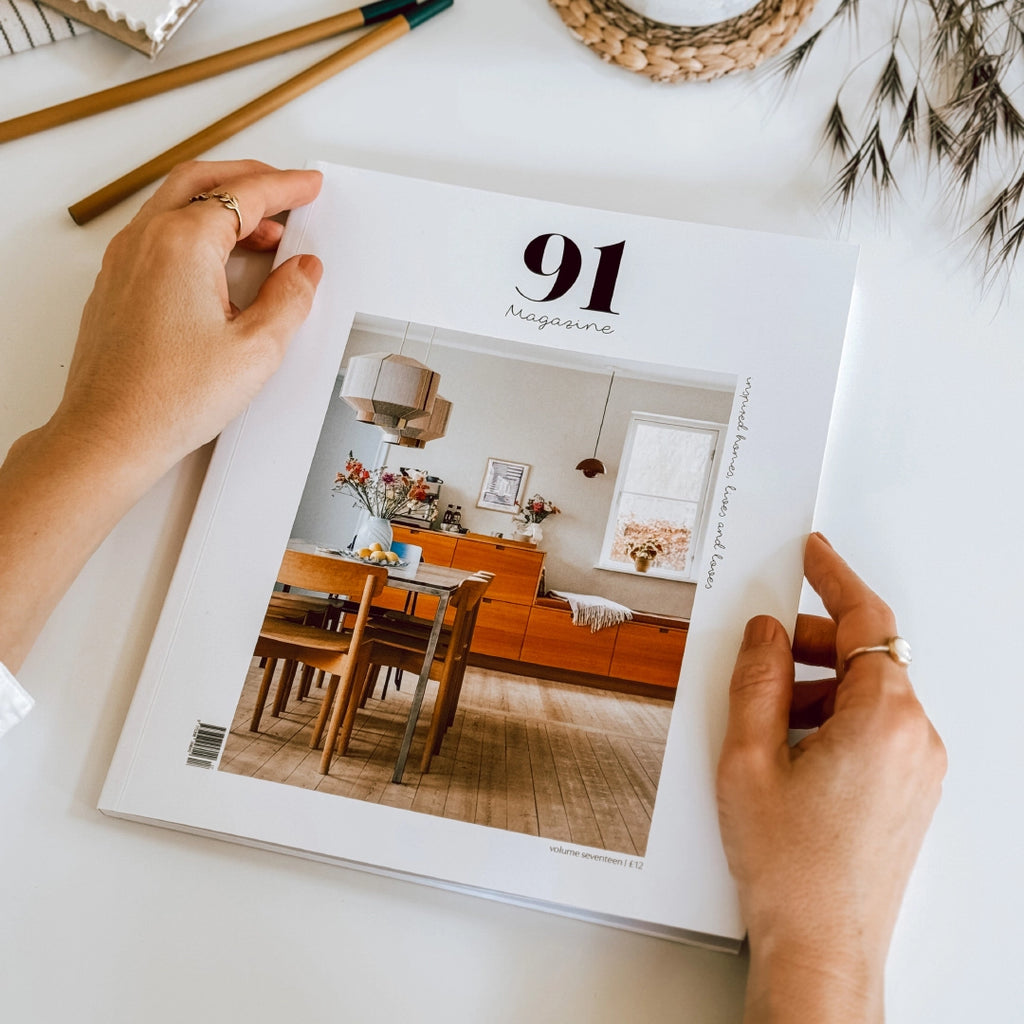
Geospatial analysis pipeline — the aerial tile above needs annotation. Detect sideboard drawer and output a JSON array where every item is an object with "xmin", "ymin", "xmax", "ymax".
[
  {"xmin": 471, "ymin": 598, "xmax": 530, "ymax": 660},
  {"xmin": 610, "ymin": 621, "xmax": 687, "ymax": 689},
  {"xmin": 450, "ymin": 539, "xmax": 544, "ymax": 605},
  {"xmin": 392, "ymin": 525, "xmax": 457, "ymax": 567},
  {"xmin": 519, "ymin": 606, "xmax": 616, "ymax": 675}
]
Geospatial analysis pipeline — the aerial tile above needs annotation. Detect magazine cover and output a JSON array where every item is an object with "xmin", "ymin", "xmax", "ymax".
[{"xmin": 100, "ymin": 164, "xmax": 858, "ymax": 950}]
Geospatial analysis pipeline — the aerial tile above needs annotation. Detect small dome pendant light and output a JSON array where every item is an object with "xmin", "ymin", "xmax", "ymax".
[{"xmin": 576, "ymin": 370, "xmax": 615, "ymax": 478}]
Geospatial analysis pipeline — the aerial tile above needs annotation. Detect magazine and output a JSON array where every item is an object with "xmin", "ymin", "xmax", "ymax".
[{"xmin": 99, "ymin": 163, "xmax": 857, "ymax": 950}]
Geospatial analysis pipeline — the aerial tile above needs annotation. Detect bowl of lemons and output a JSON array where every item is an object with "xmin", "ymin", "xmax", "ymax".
[{"xmin": 351, "ymin": 543, "xmax": 406, "ymax": 567}]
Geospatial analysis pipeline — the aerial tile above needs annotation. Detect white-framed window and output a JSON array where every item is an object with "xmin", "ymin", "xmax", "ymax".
[{"xmin": 597, "ymin": 413, "xmax": 723, "ymax": 582}]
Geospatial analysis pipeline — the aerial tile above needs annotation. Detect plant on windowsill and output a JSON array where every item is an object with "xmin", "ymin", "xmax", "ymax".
[
  {"xmin": 625, "ymin": 538, "xmax": 665, "ymax": 574},
  {"xmin": 611, "ymin": 518, "xmax": 692, "ymax": 576}
]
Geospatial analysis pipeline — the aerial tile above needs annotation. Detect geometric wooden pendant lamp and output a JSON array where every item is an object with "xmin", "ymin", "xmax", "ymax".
[
  {"xmin": 340, "ymin": 352, "xmax": 440, "ymax": 443},
  {"xmin": 396, "ymin": 394, "xmax": 452, "ymax": 448}
]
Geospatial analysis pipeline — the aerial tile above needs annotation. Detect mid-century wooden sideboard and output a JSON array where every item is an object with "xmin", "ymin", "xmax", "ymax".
[{"xmin": 390, "ymin": 526, "xmax": 687, "ymax": 697}]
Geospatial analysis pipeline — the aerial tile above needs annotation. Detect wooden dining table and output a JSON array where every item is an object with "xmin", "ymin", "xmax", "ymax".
[{"xmin": 288, "ymin": 540, "xmax": 478, "ymax": 783}]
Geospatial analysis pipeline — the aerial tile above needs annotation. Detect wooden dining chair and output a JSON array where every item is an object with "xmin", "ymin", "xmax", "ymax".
[
  {"xmin": 316, "ymin": 571, "xmax": 494, "ymax": 775},
  {"xmin": 261, "ymin": 591, "xmax": 346, "ymax": 704},
  {"xmin": 361, "ymin": 568, "xmax": 494, "ymax": 725},
  {"xmin": 250, "ymin": 550, "xmax": 389, "ymax": 736}
]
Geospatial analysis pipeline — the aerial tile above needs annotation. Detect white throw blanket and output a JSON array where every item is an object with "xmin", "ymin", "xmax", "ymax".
[{"xmin": 549, "ymin": 591, "xmax": 634, "ymax": 632}]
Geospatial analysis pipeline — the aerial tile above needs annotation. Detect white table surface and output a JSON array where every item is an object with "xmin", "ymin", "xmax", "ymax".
[{"xmin": 1, "ymin": 2, "xmax": 1021, "ymax": 1021}]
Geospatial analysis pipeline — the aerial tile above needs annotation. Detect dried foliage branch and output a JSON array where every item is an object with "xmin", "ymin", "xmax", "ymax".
[{"xmin": 771, "ymin": 0, "xmax": 1024, "ymax": 286}]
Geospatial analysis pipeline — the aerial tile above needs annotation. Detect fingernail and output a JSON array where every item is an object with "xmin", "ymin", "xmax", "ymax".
[
  {"xmin": 812, "ymin": 531, "xmax": 834, "ymax": 549},
  {"xmin": 298, "ymin": 253, "xmax": 323, "ymax": 284},
  {"xmin": 743, "ymin": 615, "xmax": 778, "ymax": 648}
]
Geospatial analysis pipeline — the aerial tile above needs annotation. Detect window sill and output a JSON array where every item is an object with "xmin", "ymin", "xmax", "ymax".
[{"xmin": 594, "ymin": 561, "xmax": 696, "ymax": 584}]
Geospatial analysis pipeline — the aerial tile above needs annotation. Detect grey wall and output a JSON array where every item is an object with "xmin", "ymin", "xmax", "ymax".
[
  {"xmin": 291, "ymin": 380, "xmax": 382, "ymax": 552},
  {"xmin": 291, "ymin": 327, "xmax": 734, "ymax": 619}
]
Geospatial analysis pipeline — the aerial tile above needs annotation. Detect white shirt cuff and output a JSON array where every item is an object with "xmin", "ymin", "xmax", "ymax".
[{"xmin": 0, "ymin": 660, "xmax": 33, "ymax": 737}]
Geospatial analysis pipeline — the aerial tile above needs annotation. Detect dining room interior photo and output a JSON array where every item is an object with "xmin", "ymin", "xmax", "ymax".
[{"xmin": 218, "ymin": 314, "xmax": 737, "ymax": 858}]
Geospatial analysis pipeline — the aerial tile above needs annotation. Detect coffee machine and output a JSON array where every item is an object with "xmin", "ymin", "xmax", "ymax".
[{"xmin": 392, "ymin": 471, "xmax": 442, "ymax": 528}]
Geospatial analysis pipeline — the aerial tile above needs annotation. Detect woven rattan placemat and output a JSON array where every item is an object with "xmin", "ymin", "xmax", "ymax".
[{"xmin": 549, "ymin": 0, "xmax": 818, "ymax": 82}]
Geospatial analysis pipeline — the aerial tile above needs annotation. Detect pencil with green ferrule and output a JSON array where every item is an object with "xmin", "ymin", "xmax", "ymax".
[
  {"xmin": 68, "ymin": 0, "xmax": 454, "ymax": 225},
  {"xmin": 0, "ymin": 0, "xmax": 418, "ymax": 145}
]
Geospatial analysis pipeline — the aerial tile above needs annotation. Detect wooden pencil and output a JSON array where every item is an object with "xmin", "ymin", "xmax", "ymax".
[
  {"xmin": 0, "ymin": 0, "xmax": 416, "ymax": 145},
  {"xmin": 68, "ymin": 0, "xmax": 452, "ymax": 225}
]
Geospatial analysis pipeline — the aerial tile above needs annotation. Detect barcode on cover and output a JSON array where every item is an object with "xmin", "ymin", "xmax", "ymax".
[{"xmin": 186, "ymin": 721, "xmax": 227, "ymax": 769}]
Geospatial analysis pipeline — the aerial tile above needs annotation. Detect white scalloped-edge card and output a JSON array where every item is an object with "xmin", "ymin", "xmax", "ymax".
[{"xmin": 59, "ymin": 0, "xmax": 194, "ymax": 42}]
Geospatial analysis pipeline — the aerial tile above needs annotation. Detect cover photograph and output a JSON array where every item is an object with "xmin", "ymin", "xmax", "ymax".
[{"xmin": 100, "ymin": 163, "xmax": 858, "ymax": 950}]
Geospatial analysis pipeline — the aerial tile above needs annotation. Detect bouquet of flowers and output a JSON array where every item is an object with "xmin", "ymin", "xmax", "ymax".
[
  {"xmin": 512, "ymin": 494, "xmax": 561, "ymax": 529},
  {"xmin": 333, "ymin": 452, "xmax": 428, "ymax": 520},
  {"xmin": 512, "ymin": 493, "xmax": 560, "ymax": 526},
  {"xmin": 511, "ymin": 494, "xmax": 560, "ymax": 542}
]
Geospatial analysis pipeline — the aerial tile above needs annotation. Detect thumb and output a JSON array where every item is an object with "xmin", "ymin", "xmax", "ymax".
[
  {"xmin": 235, "ymin": 253, "xmax": 323, "ymax": 356},
  {"xmin": 722, "ymin": 615, "xmax": 795, "ymax": 759}
]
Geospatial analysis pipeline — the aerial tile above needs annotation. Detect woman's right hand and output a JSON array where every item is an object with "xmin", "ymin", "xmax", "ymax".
[{"xmin": 717, "ymin": 533, "xmax": 946, "ymax": 1022}]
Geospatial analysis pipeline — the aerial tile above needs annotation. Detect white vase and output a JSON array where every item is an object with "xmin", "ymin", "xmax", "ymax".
[
  {"xmin": 524, "ymin": 522, "xmax": 543, "ymax": 544},
  {"xmin": 353, "ymin": 516, "xmax": 393, "ymax": 552}
]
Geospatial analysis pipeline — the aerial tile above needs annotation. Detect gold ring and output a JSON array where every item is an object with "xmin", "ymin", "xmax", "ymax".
[
  {"xmin": 843, "ymin": 636, "xmax": 912, "ymax": 672},
  {"xmin": 188, "ymin": 190, "xmax": 243, "ymax": 238}
]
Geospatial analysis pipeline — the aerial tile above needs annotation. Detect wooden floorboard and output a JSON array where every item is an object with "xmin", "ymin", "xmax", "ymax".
[
  {"xmin": 546, "ymin": 723, "xmax": 602, "ymax": 849},
  {"xmin": 565, "ymin": 728, "xmax": 635, "ymax": 854},
  {"xmin": 444, "ymin": 707, "xmax": 483, "ymax": 823},
  {"xmin": 527, "ymin": 721, "xmax": 572, "ymax": 842},
  {"xmin": 475, "ymin": 711, "xmax": 508, "ymax": 830},
  {"xmin": 219, "ymin": 658, "xmax": 673, "ymax": 856},
  {"xmin": 588, "ymin": 731, "xmax": 653, "ymax": 856},
  {"xmin": 605, "ymin": 733, "xmax": 658, "ymax": 817},
  {"xmin": 503, "ymin": 717, "xmax": 540, "ymax": 837}
]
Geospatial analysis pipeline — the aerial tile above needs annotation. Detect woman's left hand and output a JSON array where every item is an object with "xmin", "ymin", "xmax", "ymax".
[
  {"xmin": 54, "ymin": 159, "xmax": 324, "ymax": 478},
  {"xmin": 0, "ymin": 160, "xmax": 323, "ymax": 672}
]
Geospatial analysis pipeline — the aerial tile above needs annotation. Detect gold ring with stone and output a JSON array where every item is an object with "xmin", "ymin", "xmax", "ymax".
[{"xmin": 843, "ymin": 636, "xmax": 913, "ymax": 672}]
